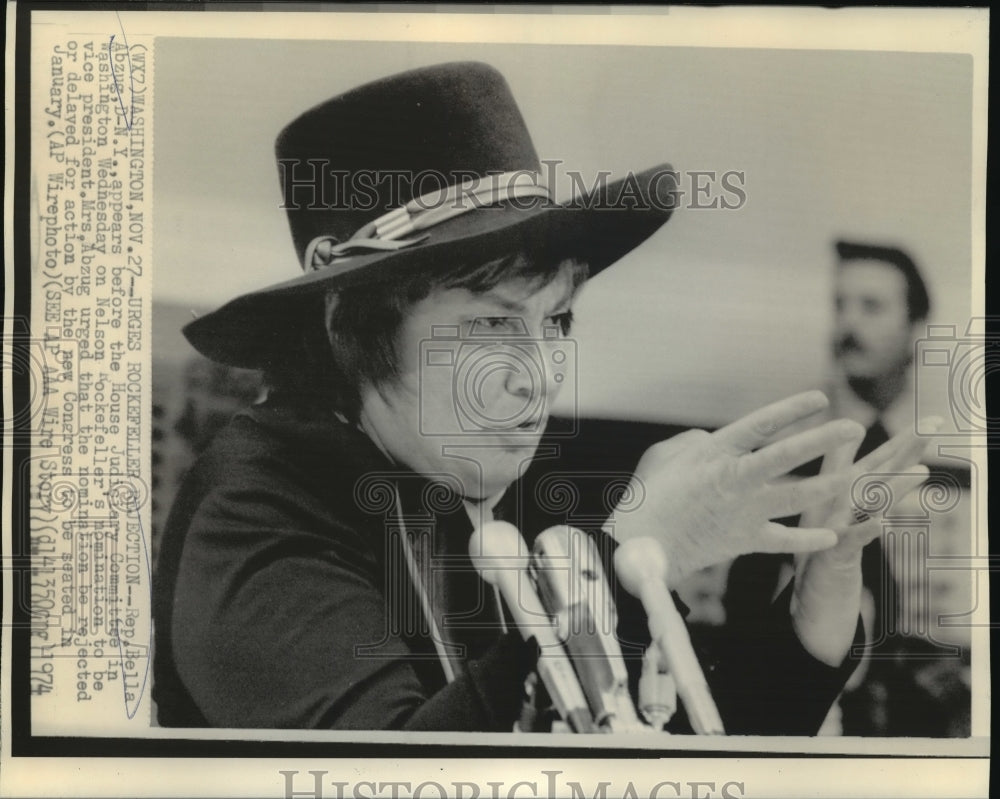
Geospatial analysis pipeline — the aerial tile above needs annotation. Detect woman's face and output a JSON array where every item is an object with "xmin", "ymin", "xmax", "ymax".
[{"xmin": 360, "ymin": 265, "xmax": 579, "ymax": 500}]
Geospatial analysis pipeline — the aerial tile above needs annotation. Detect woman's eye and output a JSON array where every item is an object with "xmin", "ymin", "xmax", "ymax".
[
  {"xmin": 468, "ymin": 317, "xmax": 518, "ymax": 336},
  {"xmin": 466, "ymin": 314, "xmax": 572, "ymax": 337}
]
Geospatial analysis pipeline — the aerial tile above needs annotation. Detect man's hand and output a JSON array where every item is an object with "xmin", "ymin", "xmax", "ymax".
[
  {"xmin": 790, "ymin": 420, "xmax": 939, "ymax": 666},
  {"xmin": 607, "ymin": 391, "xmax": 866, "ymax": 586}
]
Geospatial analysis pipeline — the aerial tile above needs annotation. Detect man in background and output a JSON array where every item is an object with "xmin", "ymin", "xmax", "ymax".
[
  {"xmin": 725, "ymin": 240, "xmax": 970, "ymax": 737},
  {"xmin": 826, "ymin": 241, "xmax": 970, "ymax": 737},
  {"xmin": 829, "ymin": 240, "xmax": 930, "ymax": 454}
]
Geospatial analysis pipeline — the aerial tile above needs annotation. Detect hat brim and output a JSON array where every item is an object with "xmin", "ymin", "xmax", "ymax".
[{"xmin": 184, "ymin": 163, "xmax": 677, "ymax": 368}]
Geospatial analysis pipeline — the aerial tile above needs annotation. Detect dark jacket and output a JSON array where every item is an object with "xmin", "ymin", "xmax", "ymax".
[{"xmin": 153, "ymin": 397, "xmax": 859, "ymax": 733}]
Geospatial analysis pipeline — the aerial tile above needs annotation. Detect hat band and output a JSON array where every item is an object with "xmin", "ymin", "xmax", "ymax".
[{"xmin": 304, "ymin": 170, "xmax": 551, "ymax": 270}]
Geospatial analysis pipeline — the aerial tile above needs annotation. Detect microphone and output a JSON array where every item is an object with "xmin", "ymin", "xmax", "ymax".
[
  {"xmin": 614, "ymin": 537, "xmax": 725, "ymax": 735},
  {"xmin": 469, "ymin": 521, "xmax": 594, "ymax": 733},
  {"xmin": 530, "ymin": 525, "xmax": 643, "ymax": 732}
]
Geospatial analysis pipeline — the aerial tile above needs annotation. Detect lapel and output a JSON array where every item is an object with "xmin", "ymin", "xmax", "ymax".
[
  {"xmin": 392, "ymin": 474, "xmax": 506, "ymax": 684},
  {"xmin": 244, "ymin": 397, "xmax": 510, "ymax": 686}
]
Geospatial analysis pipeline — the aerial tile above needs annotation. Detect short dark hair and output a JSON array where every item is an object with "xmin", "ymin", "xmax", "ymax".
[
  {"xmin": 262, "ymin": 252, "xmax": 589, "ymax": 419},
  {"xmin": 834, "ymin": 240, "xmax": 931, "ymax": 322}
]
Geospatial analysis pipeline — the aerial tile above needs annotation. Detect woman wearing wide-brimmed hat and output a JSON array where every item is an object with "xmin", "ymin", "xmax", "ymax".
[{"xmin": 153, "ymin": 63, "xmax": 930, "ymax": 731}]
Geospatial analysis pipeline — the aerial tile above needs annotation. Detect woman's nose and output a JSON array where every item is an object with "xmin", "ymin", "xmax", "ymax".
[
  {"xmin": 502, "ymin": 345, "xmax": 543, "ymax": 399},
  {"xmin": 502, "ymin": 340, "xmax": 562, "ymax": 400}
]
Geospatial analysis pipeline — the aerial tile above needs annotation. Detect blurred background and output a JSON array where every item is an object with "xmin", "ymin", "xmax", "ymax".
[{"xmin": 152, "ymin": 40, "xmax": 977, "ymax": 737}]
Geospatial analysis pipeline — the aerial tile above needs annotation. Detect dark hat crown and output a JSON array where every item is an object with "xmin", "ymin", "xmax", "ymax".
[
  {"xmin": 276, "ymin": 62, "xmax": 541, "ymax": 268},
  {"xmin": 185, "ymin": 61, "xmax": 675, "ymax": 369}
]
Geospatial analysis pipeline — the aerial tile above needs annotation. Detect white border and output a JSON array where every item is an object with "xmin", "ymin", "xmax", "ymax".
[{"xmin": 3, "ymin": 4, "xmax": 990, "ymax": 799}]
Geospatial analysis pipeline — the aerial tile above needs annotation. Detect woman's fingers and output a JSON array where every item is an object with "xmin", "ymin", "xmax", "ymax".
[
  {"xmin": 848, "ymin": 465, "xmax": 931, "ymax": 526},
  {"xmin": 830, "ymin": 516, "xmax": 884, "ymax": 551},
  {"xmin": 854, "ymin": 417, "xmax": 942, "ymax": 474},
  {"xmin": 712, "ymin": 391, "xmax": 829, "ymax": 454},
  {"xmin": 756, "ymin": 521, "xmax": 839, "ymax": 554},
  {"xmin": 762, "ymin": 472, "xmax": 851, "ymax": 520},
  {"xmin": 797, "ymin": 419, "xmax": 939, "ymax": 530},
  {"xmin": 831, "ymin": 468, "xmax": 931, "ymax": 553},
  {"xmin": 800, "ymin": 434, "xmax": 865, "ymax": 528},
  {"xmin": 757, "ymin": 452, "xmax": 927, "ymax": 527},
  {"xmin": 737, "ymin": 419, "xmax": 865, "ymax": 483},
  {"xmin": 820, "ymin": 434, "xmax": 865, "ymax": 476}
]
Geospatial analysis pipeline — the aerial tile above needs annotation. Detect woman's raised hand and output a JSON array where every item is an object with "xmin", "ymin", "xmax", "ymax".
[{"xmin": 608, "ymin": 391, "xmax": 866, "ymax": 586}]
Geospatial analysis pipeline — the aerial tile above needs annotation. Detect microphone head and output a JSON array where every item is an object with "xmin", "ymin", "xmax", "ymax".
[
  {"xmin": 468, "ymin": 521, "xmax": 526, "ymax": 585},
  {"xmin": 614, "ymin": 537, "xmax": 670, "ymax": 596},
  {"xmin": 534, "ymin": 524, "xmax": 573, "ymax": 555},
  {"xmin": 533, "ymin": 525, "xmax": 613, "ymax": 615}
]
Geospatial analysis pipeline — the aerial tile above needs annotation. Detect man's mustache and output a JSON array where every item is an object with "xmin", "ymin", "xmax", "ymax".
[{"xmin": 834, "ymin": 334, "xmax": 865, "ymax": 356}]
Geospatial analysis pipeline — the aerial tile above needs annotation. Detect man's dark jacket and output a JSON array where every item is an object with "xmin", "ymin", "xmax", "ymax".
[{"xmin": 153, "ymin": 397, "xmax": 858, "ymax": 732}]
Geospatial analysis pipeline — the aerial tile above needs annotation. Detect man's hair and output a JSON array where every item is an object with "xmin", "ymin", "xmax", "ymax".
[
  {"xmin": 262, "ymin": 252, "xmax": 589, "ymax": 420},
  {"xmin": 835, "ymin": 240, "xmax": 931, "ymax": 322}
]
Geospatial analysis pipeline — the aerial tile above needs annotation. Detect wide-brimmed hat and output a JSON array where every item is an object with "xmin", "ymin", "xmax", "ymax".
[{"xmin": 184, "ymin": 61, "xmax": 677, "ymax": 368}]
